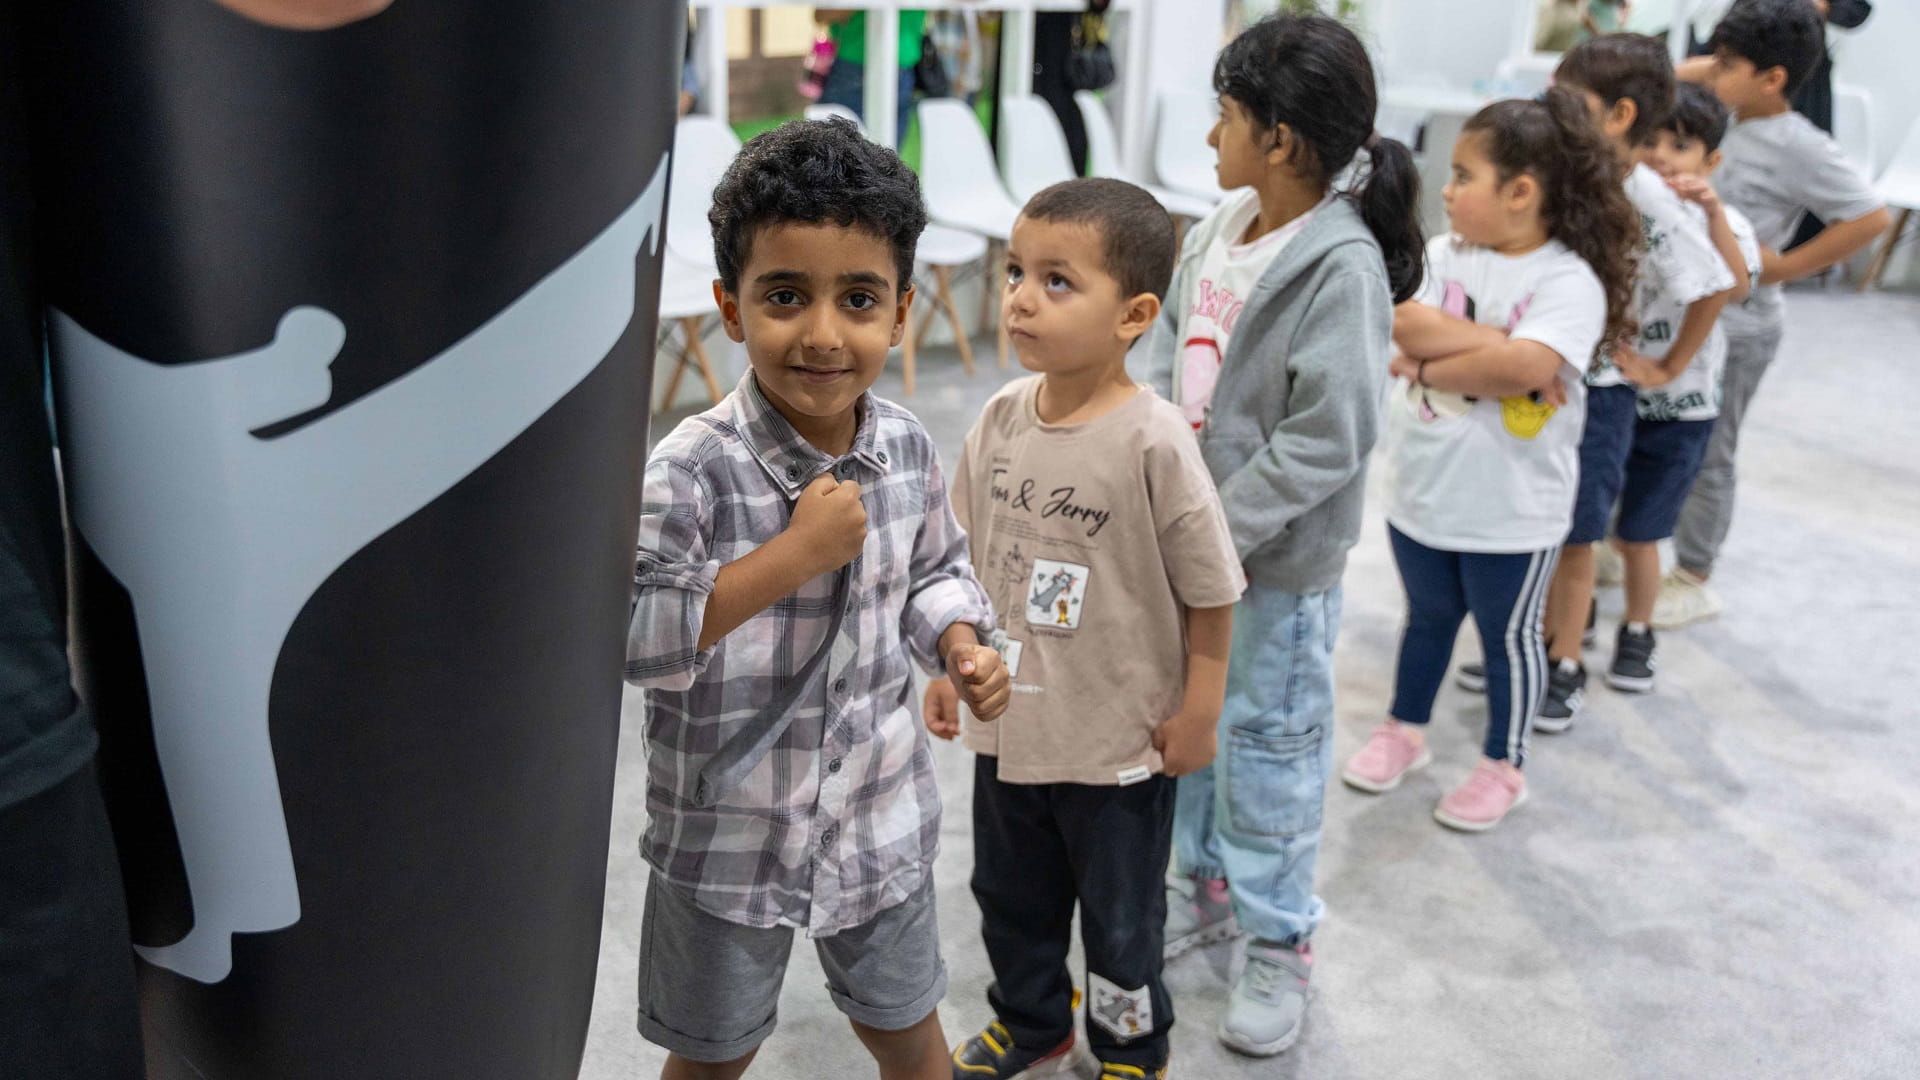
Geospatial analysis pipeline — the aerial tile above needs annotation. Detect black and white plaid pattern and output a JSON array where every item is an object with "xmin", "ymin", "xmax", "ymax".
[{"xmin": 627, "ymin": 375, "xmax": 993, "ymax": 935}]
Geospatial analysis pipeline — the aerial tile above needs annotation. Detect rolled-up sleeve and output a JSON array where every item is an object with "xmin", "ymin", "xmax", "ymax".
[
  {"xmin": 626, "ymin": 458, "xmax": 722, "ymax": 691},
  {"xmin": 902, "ymin": 449, "xmax": 994, "ymax": 673}
]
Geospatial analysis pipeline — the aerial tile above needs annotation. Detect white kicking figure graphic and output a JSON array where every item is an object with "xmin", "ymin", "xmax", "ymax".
[{"xmin": 50, "ymin": 156, "xmax": 668, "ymax": 984}]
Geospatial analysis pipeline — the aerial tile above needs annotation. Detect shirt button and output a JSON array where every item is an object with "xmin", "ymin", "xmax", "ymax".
[
  {"xmin": 827, "ymin": 758, "xmax": 842, "ymax": 774},
  {"xmin": 833, "ymin": 677, "xmax": 849, "ymax": 695},
  {"xmin": 785, "ymin": 465, "xmax": 801, "ymax": 482},
  {"xmin": 821, "ymin": 825, "xmax": 839, "ymax": 847},
  {"xmin": 838, "ymin": 462, "xmax": 856, "ymax": 480},
  {"xmin": 876, "ymin": 451, "xmax": 889, "ymax": 465}
]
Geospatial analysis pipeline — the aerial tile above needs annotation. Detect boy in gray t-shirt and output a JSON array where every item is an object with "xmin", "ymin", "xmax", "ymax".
[{"xmin": 1656, "ymin": 0, "xmax": 1889, "ymax": 629}]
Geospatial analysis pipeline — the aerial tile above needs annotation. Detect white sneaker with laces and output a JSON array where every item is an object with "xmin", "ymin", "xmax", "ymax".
[
  {"xmin": 1652, "ymin": 568, "xmax": 1722, "ymax": 629},
  {"xmin": 1219, "ymin": 941, "xmax": 1311, "ymax": 1057}
]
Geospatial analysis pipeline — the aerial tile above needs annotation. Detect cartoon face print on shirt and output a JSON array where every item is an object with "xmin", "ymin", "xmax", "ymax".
[
  {"xmin": 1406, "ymin": 281, "xmax": 1558, "ymax": 440},
  {"xmin": 1026, "ymin": 559, "xmax": 1089, "ymax": 631},
  {"xmin": 1179, "ymin": 278, "xmax": 1248, "ymax": 431}
]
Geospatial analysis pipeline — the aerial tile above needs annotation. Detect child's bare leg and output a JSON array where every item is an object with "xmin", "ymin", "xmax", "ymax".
[
  {"xmin": 662, "ymin": 1050, "xmax": 757, "ymax": 1080},
  {"xmin": 1545, "ymin": 543, "xmax": 1595, "ymax": 664},
  {"xmin": 850, "ymin": 1008, "xmax": 949, "ymax": 1080},
  {"xmin": 1619, "ymin": 540, "xmax": 1661, "ymax": 625}
]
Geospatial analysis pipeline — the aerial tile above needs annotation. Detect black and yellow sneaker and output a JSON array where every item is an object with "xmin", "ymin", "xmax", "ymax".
[
  {"xmin": 1095, "ymin": 1063, "xmax": 1168, "ymax": 1080},
  {"xmin": 950, "ymin": 1020, "xmax": 1078, "ymax": 1079}
]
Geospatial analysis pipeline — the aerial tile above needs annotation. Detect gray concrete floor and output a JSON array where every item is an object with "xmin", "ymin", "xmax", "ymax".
[{"xmin": 584, "ymin": 287, "xmax": 1920, "ymax": 1080}]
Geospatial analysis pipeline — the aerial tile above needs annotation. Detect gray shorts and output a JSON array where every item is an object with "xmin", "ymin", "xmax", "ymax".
[{"xmin": 636, "ymin": 873, "xmax": 947, "ymax": 1063}]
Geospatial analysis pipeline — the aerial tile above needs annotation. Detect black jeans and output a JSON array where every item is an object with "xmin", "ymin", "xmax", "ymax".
[
  {"xmin": 970, "ymin": 755, "xmax": 1174, "ymax": 1069},
  {"xmin": 0, "ymin": 764, "xmax": 143, "ymax": 1079}
]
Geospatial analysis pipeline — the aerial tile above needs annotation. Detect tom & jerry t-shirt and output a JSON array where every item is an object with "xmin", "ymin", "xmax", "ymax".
[{"xmin": 950, "ymin": 378, "xmax": 1245, "ymax": 785}]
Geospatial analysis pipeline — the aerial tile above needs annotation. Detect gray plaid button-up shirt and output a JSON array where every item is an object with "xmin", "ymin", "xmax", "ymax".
[{"xmin": 627, "ymin": 375, "xmax": 993, "ymax": 935}]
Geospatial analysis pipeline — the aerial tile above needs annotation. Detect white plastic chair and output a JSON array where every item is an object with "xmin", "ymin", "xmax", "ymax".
[
  {"xmin": 1832, "ymin": 84, "xmax": 1875, "ymax": 181},
  {"xmin": 804, "ymin": 102, "xmax": 863, "ymax": 127},
  {"xmin": 667, "ymin": 115, "xmax": 742, "ymax": 271},
  {"xmin": 1154, "ymin": 90, "xmax": 1228, "ymax": 204},
  {"xmin": 999, "ymin": 94, "xmax": 1079, "ymax": 204},
  {"xmin": 656, "ymin": 250, "xmax": 725, "ymax": 411},
  {"xmin": 918, "ymin": 97, "xmax": 1023, "ymax": 368},
  {"xmin": 812, "ymin": 101, "xmax": 990, "ymax": 391},
  {"xmin": 654, "ymin": 115, "xmax": 742, "ymax": 411},
  {"xmin": 1861, "ymin": 115, "xmax": 1920, "ymax": 291},
  {"xmin": 1075, "ymin": 91, "xmax": 1217, "ymax": 220}
]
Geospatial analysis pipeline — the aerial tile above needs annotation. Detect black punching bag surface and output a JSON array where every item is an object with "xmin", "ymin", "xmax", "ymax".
[{"xmin": 15, "ymin": 1, "xmax": 674, "ymax": 1076}]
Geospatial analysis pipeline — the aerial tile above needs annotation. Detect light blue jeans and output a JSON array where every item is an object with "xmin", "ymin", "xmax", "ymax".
[{"xmin": 1172, "ymin": 583, "xmax": 1340, "ymax": 948}]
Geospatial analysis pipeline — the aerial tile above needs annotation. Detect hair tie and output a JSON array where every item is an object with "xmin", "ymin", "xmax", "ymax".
[{"xmin": 1364, "ymin": 131, "xmax": 1382, "ymax": 151}]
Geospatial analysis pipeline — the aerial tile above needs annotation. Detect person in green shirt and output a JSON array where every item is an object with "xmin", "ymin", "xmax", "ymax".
[{"xmin": 817, "ymin": 9, "xmax": 927, "ymax": 144}]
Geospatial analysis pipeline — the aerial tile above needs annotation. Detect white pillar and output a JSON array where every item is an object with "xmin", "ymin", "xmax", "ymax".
[{"xmin": 865, "ymin": 2, "xmax": 902, "ymax": 148}]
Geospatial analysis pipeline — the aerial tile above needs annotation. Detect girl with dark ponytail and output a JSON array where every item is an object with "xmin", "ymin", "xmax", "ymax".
[
  {"xmin": 1137, "ymin": 12, "xmax": 1419, "ymax": 1058},
  {"xmin": 1343, "ymin": 85, "xmax": 1639, "ymax": 835}
]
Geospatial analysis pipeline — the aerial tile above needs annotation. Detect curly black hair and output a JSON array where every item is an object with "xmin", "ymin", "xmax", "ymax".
[
  {"xmin": 707, "ymin": 117, "xmax": 927, "ymax": 294},
  {"xmin": 1018, "ymin": 178, "xmax": 1176, "ymax": 301},
  {"xmin": 1708, "ymin": 0, "xmax": 1826, "ymax": 97},
  {"xmin": 1658, "ymin": 82, "xmax": 1732, "ymax": 153},
  {"xmin": 1555, "ymin": 33, "xmax": 1675, "ymax": 146},
  {"xmin": 1464, "ymin": 88, "xmax": 1642, "ymax": 357},
  {"xmin": 1212, "ymin": 13, "xmax": 1424, "ymax": 302}
]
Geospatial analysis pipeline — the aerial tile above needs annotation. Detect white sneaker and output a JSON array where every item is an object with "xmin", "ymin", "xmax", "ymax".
[
  {"xmin": 1651, "ymin": 568, "xmax": 1722, "ymax": 630},
  {"xmin": 1593, "ymin": 541, "xmax": 1625, "ymax": 588},
  {"xmin": 1219, "ymin": 941, "xmax": 1311, "ymax": 1057}
]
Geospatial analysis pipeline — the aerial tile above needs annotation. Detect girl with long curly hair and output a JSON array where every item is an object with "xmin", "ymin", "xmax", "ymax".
[{"xmin": 1341, "ymin": 85, "xmax": 1638, "ymax": 833}]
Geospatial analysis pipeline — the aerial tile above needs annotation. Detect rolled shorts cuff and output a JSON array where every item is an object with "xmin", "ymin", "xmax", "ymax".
[
  {"xmin": 638, "ymin": 1009, "xmax": 777, "ymax": 1064},
  {"xmin": 829, "ymin": 957, "xmax": 948, "ymax": 1031}
]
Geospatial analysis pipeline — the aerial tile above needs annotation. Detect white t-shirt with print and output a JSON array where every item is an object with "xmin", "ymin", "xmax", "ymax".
[
  {"xmin": 1171, "ymin": 189, "xmax": 1327, "ymax": 431},
  {"xmin": 1638, "ymin": 205, "xmax": 1761, "ymax": 422},
  {"xmin": 1590, "ymin": 164, "xmax": 1737, "ymax": 388},
  {"xmin": 1387, "ymin": 235, "xmax": 1605, "ymax": 554}
]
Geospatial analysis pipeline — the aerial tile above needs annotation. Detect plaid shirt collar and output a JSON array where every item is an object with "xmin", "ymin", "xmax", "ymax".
[{"xmin": 735, "ymin": 373, "xmax": 893, "ymax": 497}]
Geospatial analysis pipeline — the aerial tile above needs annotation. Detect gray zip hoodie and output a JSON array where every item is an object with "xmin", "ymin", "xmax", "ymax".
[{"xmin": 1136, "ymin": 194, "xmax": 1393, "ymax": 595}]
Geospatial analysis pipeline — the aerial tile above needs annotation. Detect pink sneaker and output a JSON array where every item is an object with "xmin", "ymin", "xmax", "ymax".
[
  {"xmin": 1340, "ymin": 722, "xmax": 1431, "ymax": 793},
  {"xmin": 1433, "ymin": 758, "xmax": 1528, "ymax": 832}
]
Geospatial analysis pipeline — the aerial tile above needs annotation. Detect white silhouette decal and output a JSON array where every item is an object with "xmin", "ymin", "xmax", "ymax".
[{"xmin": 50, "ymin": 156, "xmax": 668, "ymax": 984}]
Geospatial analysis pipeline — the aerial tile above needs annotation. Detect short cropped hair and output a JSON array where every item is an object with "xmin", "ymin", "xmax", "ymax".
[
  {"xmin": 1556, "ymin": 33, "xmax": 1676, "ymax": 144},
  {"xmin": 1658, "ymin": 82, "xmax": 1733, "ymax": 152},
  {"xmin": 707, "ymin": 117, "xmax": 927, "ymax": 294},
  {"xmin": 1017, "ymin": 178, "xmax": 1176, "ymax": 302},
  {"xmin": 1708, "ymin": 0, "xmax": 1826, "ymax": 97}
]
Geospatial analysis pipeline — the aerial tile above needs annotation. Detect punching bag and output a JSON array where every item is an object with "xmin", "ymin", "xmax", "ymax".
[{"xmin": 13, "ymin": 1, "xmax": 674, "ymax": 1075}]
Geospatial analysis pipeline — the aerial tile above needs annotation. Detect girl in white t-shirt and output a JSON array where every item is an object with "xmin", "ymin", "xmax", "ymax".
[{"xmin": 1341, "ymin": 88, "xmax": 1639, "ymax": 832}]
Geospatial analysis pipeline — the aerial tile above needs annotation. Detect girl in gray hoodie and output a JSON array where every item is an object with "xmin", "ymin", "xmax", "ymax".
[{"xmin": 1139, "ymin": 12, "xmax": 1424, "ymax": 1060}]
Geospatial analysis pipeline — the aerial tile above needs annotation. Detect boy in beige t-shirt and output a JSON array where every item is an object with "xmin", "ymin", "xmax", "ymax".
[{"xmin": 926, "ymin": 179, "xmax": 1245, "ymax": 1079}]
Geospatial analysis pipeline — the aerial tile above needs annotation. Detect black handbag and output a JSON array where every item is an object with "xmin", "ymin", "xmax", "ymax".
[
  {"xmin": 913, "ymin": 32, "xmax": 952, "ymax": 99},
  {"xmin": 1067, "ymin": 13, "xmax": 1115, "ymax": 92}
]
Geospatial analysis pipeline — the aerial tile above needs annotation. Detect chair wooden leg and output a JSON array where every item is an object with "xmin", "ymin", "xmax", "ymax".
[
  {"xmin": 934, "ymin": 265, "xmax": 975, "ymax": 376},
  {"xmin": 686, "ymin": 317, "xmax": 724, "ymax": 405},
  {"xmin": 901, "ymin": 292, "xmax": 916, "ymax": 397},
  {"xmin": 659, "ymin": 334, "xmax": 690, "ymax": 413},
  {"xmin": 1860, "ymin": 207, "xmax": 1911, "ymax": 292}
]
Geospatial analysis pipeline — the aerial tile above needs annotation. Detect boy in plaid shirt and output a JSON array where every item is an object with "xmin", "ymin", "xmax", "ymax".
[{"xmin": 625, "ymin": 119, "xmax": 1008, "ymax": 1079}]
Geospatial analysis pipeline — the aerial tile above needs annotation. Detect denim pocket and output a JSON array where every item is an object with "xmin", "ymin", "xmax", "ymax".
[{"xmin": 1224, "ymin": 723, "xmax": 1326, "ymax": 839}]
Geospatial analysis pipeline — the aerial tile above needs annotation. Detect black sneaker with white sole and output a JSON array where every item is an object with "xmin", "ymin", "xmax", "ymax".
[
  {"xmin": 1607, "ymin": 625, "xmax": 1657, "ymax": 693},
  {"xmin": 951, "ymin": 1020, "xmax": 1080, "ymax": 1079},
  {"xmin": 1534, "ymin": 661, "xmax": 1586, "ymax": 733}
]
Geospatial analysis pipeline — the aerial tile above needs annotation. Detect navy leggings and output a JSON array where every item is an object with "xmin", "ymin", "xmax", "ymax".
[{"xmin": 1388, "ymin": 526, "xmax": 1557, "ymax": 767}]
